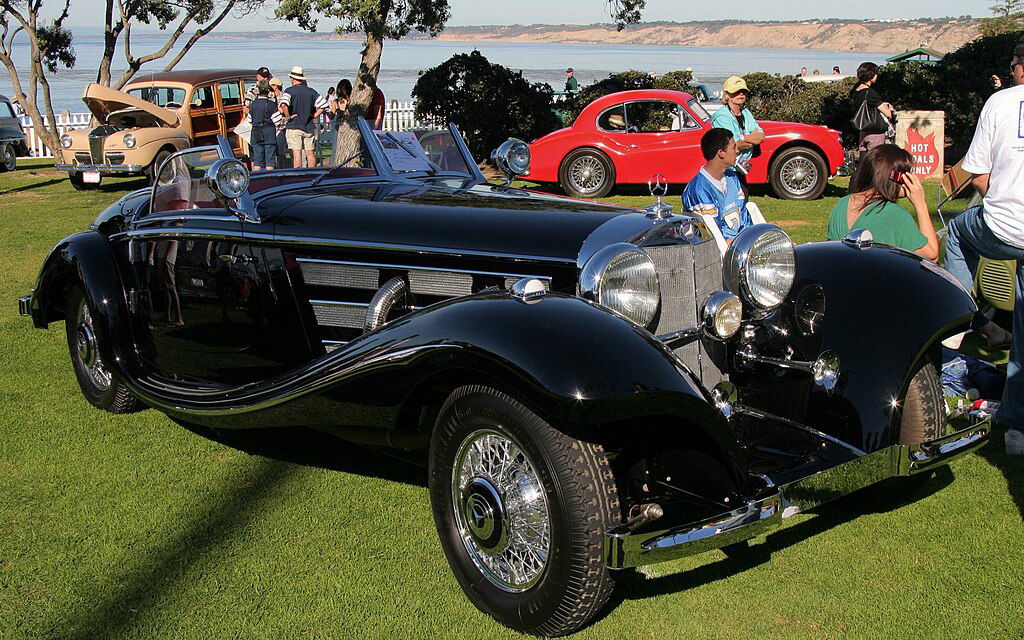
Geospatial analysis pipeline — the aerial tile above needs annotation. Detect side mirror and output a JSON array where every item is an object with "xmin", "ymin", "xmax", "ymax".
[{"xmin": 490, "ymin": 139, "xmax": 530, "ymax": 185}]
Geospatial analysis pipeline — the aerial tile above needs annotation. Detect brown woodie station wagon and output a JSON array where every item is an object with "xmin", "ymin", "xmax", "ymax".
[{"xmin": 56, "ymin": 69, "xmax": 255, "ymax": 189}]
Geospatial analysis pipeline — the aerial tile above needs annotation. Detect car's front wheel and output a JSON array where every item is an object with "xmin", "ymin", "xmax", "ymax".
[
  {"xmin": 429, "ymin": 385, "xmax": 620, "ymax": 636},
  {"xmin": 559, "ymin": 148, "xmax": 615, "ymax": 199},
  {"xmin": 0, "ymin": 143, "xmax": 15, "ymax": 172},
  {"xmin": 769, "ymin": 147, "xmax": 827, "ymax": 200},
  {"xmin": 65, "ymin": 289, "xmax": 144, "ymax": 413}
]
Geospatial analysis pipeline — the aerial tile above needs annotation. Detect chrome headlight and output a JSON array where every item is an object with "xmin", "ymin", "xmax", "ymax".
[
  {"xmin": 580, "ymin": 243, "xmax": 660, "ymax": 327},
  {"xmin": 122, "ymin": 133, "xmax": 136, "ymax": 148},
  {"xmin": 206, "ymin": 158, "xmax": 249, "ymax": 200},
  {"xmin": 60, "ymin": 134, "xmax": 73, "ymax": 149},
  {"xmin": 724, "ymin": 224, "xmax": 796, "ymax": 312},
  {"xmin": 701, "ymin": 291, "xmax": 743, "ymax": 339},
  {"xmin": 490, "ymin": 139, "xmax": 531, "ymax": 179}
]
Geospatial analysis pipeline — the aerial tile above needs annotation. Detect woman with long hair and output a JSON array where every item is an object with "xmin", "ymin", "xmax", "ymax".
[{"xmin": 826, "ymin": 144, "xmax": 938, "ymax": 260}]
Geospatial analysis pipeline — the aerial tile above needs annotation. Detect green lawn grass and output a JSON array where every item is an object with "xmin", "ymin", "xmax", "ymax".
[{"xmin": 2, "ymin": 161, "xmax": 1022, "ymax": 639}]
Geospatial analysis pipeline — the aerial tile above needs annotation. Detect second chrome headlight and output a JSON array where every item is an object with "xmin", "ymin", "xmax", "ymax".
[
  {"xmin": 724, "ymin": 224, "xmax": 796, "ymax": 312},
  {"xmin": 581, "ymin": 244, "xmax": 660, "ymax": 327}
]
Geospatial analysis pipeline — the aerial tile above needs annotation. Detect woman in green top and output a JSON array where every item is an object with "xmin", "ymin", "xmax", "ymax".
[{"xmin": 826, "ymin": 144, "xmax": 939, "ymax": 260}]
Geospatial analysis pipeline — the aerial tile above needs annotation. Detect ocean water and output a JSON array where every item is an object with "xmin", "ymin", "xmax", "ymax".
[{"xmin": 3, "ymin": 33, "xmax": 891, "ymax": 113}]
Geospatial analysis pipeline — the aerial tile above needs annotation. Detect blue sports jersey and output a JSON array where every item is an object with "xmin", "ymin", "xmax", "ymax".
[{"xmin": 681, "ymin": 168, "xmax": 752, "ymax": 240}]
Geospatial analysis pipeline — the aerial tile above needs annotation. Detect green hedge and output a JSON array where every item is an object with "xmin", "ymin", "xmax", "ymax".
[{"xmin": 743, "ymin": 30, "xmax": 1024, "ymax": 157}]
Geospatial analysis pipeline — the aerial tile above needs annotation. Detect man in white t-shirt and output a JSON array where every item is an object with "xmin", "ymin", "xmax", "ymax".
[{"xmin": 944, "ymin": 37, "xmax": 1024, "ymax": 453}]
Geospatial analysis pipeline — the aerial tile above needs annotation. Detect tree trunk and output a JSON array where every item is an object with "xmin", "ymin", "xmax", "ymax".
[
  {"xmin": 96, "ymin": 0, "xmax": 119, "ymax": 85},
  {"xmin": 333, "ymin": 30, "xmax": 384, "ymax": 167}
]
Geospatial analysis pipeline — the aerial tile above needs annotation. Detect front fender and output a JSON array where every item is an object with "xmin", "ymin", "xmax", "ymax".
[{"xmin": 743, "ymin": 241, "xmax": 975, "ymax": 452}]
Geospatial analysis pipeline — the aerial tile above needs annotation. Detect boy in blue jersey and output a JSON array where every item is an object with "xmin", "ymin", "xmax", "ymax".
[{"xmin": 682, "ymin": 127, "xmax": 753, "ymax": 246}]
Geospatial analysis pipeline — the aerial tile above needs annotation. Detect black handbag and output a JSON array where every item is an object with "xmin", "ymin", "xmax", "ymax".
[{"xmin": 851, "ymin": 95, "xmax": 887, "ymax": 132}]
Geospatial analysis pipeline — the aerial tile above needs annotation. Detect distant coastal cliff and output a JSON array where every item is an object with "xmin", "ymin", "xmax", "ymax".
[{"xmin": 217, "ymin": 18, "xmax": 982, "ymax": 53}]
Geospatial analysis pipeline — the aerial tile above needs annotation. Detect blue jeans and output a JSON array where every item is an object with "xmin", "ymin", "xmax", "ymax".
[{"xmin": 945, "ymin": 205, "xmax": 1024, "ymax": 428}]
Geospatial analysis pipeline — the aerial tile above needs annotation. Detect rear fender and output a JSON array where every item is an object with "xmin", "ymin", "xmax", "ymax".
[{"xmin": 29, "ymin": 231, "xmax": 133, "ymax": 368}]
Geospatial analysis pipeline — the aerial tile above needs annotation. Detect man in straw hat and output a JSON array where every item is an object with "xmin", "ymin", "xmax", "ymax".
[{"xmin": 279, "ymin": 65, "xmax": 328, "ymax": 168}]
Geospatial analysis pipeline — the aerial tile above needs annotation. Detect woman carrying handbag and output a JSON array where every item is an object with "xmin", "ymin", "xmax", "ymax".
[{"xmin": 850, "ymin": 62, "xmax": 895, "ymax": 152}]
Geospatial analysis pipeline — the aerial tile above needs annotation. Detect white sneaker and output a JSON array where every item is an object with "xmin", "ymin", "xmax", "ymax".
[{"xmin": 1006, "ymin": 429, "xmax": 1024, "ymax": 456}]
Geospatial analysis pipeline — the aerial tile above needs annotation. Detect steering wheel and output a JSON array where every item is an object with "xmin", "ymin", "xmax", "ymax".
[
  {"xmin": 164, "ymin": 101, "xmax": 183, "ymax": 109},
  {"xmin": 626, "ymin": 125, "xmax": 639, "ymax": 134}
]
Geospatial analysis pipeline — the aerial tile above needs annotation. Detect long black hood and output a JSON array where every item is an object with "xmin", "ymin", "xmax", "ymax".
[{"xmin": 258, "ymin": 180, "xmax": 660, "ymax": 265}]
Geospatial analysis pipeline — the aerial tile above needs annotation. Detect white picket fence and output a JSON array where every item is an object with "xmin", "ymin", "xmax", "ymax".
[{"xmin": 21, "ymin": 100, "xmax": 423, "ymax": 158}]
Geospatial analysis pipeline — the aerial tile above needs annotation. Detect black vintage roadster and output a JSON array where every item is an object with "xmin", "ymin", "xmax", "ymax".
[{"xmin": 20, "ymin": 119, "xmax": 989, "ymax": 636}]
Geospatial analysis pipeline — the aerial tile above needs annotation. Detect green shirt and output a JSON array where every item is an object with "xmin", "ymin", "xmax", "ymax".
[{"xmin": 826, "ymin": 195, "xmax": 927, "ymax": 252}]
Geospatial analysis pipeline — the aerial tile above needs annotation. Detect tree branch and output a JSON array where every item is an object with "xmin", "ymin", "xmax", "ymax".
[
  {"xmin": 114, "ymin": 11, "xmax": 194, "ymax": 88},
  {"xmin": 160, "ymin": 0, "xmax": 238, "ymax": 73}
]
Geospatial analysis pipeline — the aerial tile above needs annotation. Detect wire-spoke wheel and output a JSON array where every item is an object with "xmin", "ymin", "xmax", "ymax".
[
  {"xmin": 453, "ymin": 430, "xmax": 551, "ymax": 591},
  {"xmin": 559, "ymin": 148, "xmax": 615, "ymax": 198},
  {"xmin": 769, "ymin": 147, "xmax": 827, "ymax": 200},
  {"xmin": 430, "ymin": 385, "xmax": 620, "ymax": 636},
  {"xmin": 65, "ymin": 288, "xmax": 144, "ymax": 413}
]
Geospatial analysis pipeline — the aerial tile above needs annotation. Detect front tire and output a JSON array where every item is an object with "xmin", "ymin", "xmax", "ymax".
[
  {"xmin": 65, "ymin": 289, "xmax": 144, "ymax": 413},
  {"xmin": 0, "ymin": 143, "xmax": 15, "ymax": 172},
  {"xmin": 898, "ymin": 360, "xmax": 944, "ymax": 445},
  {"xmin": 146, "ymin": 148, "xmax": 172, "ymax": 185},
  {"xmin": 769, "ymin": 147, "xmax": 827, "ymax": 200},
  {"xmin": 68, "ymin": 171, "xmax": 98, "ymax": 190},
  {"xmin": 429, "ymin": 385, "xmax": 620, "ymax": 636},
  {"xmin": 559, "ymin": 148, "xmax": 615, "ymax": 199}
]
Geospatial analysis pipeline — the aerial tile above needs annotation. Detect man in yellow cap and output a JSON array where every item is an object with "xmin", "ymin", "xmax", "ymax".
[{"xmin": 710, "ymin": 76, "xmax": 764, "ymax": 175}]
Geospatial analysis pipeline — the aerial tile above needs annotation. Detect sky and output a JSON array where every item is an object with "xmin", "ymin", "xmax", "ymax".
[{"xmin": 47, "ymin": 0, "xmax": 997, "ymax": 31}]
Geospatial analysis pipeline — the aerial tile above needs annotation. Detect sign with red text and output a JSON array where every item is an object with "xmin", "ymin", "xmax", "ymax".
[{"xmin": 895, "ymin": 111, "xmax": 945, "ymax": 178}]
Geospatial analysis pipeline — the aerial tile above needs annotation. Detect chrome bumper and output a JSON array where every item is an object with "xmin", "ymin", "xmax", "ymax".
[
  {"xmin": 56, "ymin": 163, "xmax": 144, "ymax": 174},
  {"xmin": 835, "ymin": 151, "xmax": 858, "ymax": 177},
  {"xmin": 18, "ymin": 295, "xmax": 31, "ymax": 316},
  {"xmin": 605, "ymin": 420, "xmax": 990, "ymax": 569}
]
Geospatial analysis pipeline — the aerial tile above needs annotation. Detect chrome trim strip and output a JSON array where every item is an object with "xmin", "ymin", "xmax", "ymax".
[
  {"xmin": 125, "ymin": 228, "xmax": 246, "ymax": 241},
  {"xmin": 56, "ymin": 163, "xmax": 144, "ymax": 173},
  {"xmin": 605, "ymin": 420, "xmax": 990, "ymax": 569},
  {"xmin": 295, "ymin": 257, "xmax": 554, "ymax": 283},
  {"xmin": 263, "ymin": 232, "xmax": 575, "ymax": 264}
]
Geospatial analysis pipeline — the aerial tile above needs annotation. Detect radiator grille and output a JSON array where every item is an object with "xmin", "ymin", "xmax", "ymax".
[
  {"xmin": 310, "ymin": 300, "xmax": 367, "ymax": 328},
  {"xmin": 300, "ymin": 261, "xmax": 380, "ymax": 290},
  {"xmin": 408, "ymin": 269, "xmax": 473, "ymax": 297},
  {"xmin": 646, "ymin": 238, "xmax": 726, "ymax": 389}
]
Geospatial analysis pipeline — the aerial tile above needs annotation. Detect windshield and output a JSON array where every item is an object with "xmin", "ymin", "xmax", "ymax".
[
  {"xmin": 688, "ymin": 98, "xmax": 712, "ymax": 124},
  {"xmin": 128, "ymin": 86, "xmax": 186, "ymax": 109},
  {"xmin": 151, "ymin": 147, "xmax": 221, "ymax": 214},
  {"xmin": 316, "ymin": 120, "xmax": 476, "ymax": 184}
]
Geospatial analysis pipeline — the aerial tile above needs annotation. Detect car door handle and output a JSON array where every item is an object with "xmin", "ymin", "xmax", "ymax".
[
  {"xmin": 626, "ymin": 144, "xmax": 639, "ymax": 150},
  {"xmin": 219, "ymin": 254, "xmax": 254, "ymax": 265}
]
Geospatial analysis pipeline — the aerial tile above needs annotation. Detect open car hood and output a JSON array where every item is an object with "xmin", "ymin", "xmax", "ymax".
[{"xmin": 81, "ymin": 83, "xmax": 179, "ymax": 127}]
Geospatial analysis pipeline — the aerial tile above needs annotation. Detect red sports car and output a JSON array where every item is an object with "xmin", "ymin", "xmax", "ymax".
[{"xmin": 527, "ymin": 89, "xmax": 846, "ymax": 200}]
